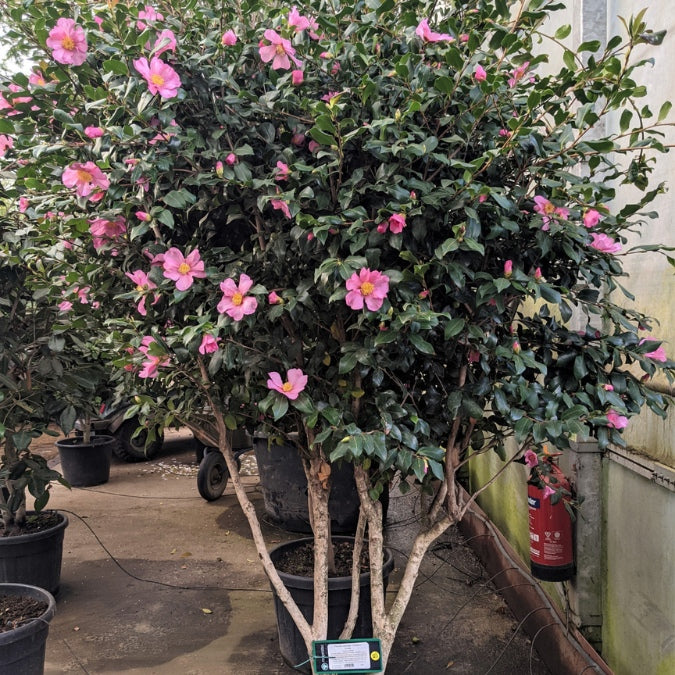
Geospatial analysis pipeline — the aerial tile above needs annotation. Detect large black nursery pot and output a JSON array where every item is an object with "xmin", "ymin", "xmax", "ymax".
[
  {"xmin": 0, "ymin": 511, "xmax": 68, "ymax": 596},
  {"xmin": 55, "ymin": 435, "xmax": 115, "ymax": 487},
  {"xmin": 253, "ymin": 436, "xmax": 361, "ymax": 534},
  {"xmin": 0, "ymin": 583, "xmax": 56, "ymax": 675},
  {"xmin": 269, "ymin": 536, "xmax": 395, "ymax": 674}
]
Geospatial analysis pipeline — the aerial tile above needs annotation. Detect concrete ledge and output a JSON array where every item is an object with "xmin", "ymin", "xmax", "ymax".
[{"xmin": 458, "ymin": 492, "xmax": 612, "ymax": 675}]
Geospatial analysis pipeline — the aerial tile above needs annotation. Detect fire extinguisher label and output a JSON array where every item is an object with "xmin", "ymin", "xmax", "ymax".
[{"xmin": 528, "ymin": 484, "xmax": 573, "ymax": 566}]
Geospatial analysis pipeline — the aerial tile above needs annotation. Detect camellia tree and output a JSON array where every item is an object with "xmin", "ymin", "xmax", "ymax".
[{"xmin": 1, "ymin": 0, "xmax": 674, "ymax": 670}]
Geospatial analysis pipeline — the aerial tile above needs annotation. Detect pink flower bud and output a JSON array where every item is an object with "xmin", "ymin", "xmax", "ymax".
[
  {"xmin": 135, "ymin": 211, "xmax": 152, "ymax": 222},
  {"xmin": 225, "ymin": 153, "xmax": 237, "ymax": 165},
  {"xmin": 268, "ymin": 291, "xmax": 283, "ymax": 304},
  {"xmin": 474, "ymin": 64, "xmax": 487, "ymax": 82},
  {"xmin": 504, "ymin": 260, "xmax": 513, "ymax": 278},
  {"xmin": 221, "ymin": 30, "xmax": 237, "ymax": 46},
  {"xmin": 215, "ymin": 161, "xmax": 224, "ymax": 177},
  {"xmin": 534, "ymin": 267, "xmax": 542, "ymax": 282},
  {"xmin": 291, "ymin": 133, "xmax": 305, "ymax": 147},
  {"xmin": 84, "ymin": 126, "xmax": 104, "ymax": 139},
  {"xmin": 512, "ymin": 340, "xmax": 521, "ymax": 354},
  {"xmin": 292, "ymin": 69, "xmax": 304, "ymax": 85},
  {"xmin": 603, "ymin": 384, "xmax": 614, "ymax": 391}
]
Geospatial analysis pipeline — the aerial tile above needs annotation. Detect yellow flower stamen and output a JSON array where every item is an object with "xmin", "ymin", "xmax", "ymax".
[
  {"xmin": 282, "ymin": 382, "xmax": 293, "ymax": 392},
  {"xmin": 275, "ymin": 44, "xmax": 286, "ymax": 55},
  {"xmin": 232, "ymin": 292, "xmax": 243, "ymax": 306},
  {"xmin": 360, "ymin": 281, "xmax": 375, "ymax": 296},
  {"xmin": 62, "ymin": 36, "xmax": 75, "ymax": 51},
  {"xmin": 151, "ymin": 73, "xmax": 165, "ymax": 87},
  {"xmin": 178, "ymin": 263, "xmax": 191, "ymax": 274},
  {"xmin": 76, "ymin": 169, "xmax": 92, "ymax": 183}
]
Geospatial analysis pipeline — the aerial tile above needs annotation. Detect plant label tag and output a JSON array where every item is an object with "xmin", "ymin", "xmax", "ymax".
[{"xmin": 311, "ymin": 638, "xmax": 383, "ymax": 673}]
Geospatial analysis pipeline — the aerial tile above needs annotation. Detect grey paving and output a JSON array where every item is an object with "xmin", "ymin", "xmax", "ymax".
[{"xmin": 41, "ymin": 430, "xmax": 549, "ymax": 674}]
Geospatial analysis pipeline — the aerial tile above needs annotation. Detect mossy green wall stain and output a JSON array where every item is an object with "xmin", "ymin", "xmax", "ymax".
[{"xmin": 468, "ymin": 444, "xmax": 530, "ymax": 564}]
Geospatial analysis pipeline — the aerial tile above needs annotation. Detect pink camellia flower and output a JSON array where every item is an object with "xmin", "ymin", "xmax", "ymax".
[
  {"xmin": 62, "ymin": 161, "xmax": 110, "ymax": 199},
  {"xmin": 388, "ymin": 213, "xmax": 406, "ymax": 234},
  {"xmin": 639, "ymin": 336, "xmax": 668, "ymax": 362},
  {"xmin": 291, "ymin": 69, "xmax": 304, "ymax": 85},
  {"xmin": 93, "ymin": 16, "xmax": 104, "ymax": 29},
  {"xmin": 225, "ymin": 152, "xmax": 237, "ymax": 165},
  {"xmin": 508, "ymin": 61, "xmax": 530, "ymax": 87},
  {"xmin": 504, "ymin": 260, "xmax": 513, "ymax": 278},
  {"xmin": 271, "ymin": 198, "xmax": 291, "ymax": 219},
  {"xmin": 46, "ymin": 18, "xmax": 88, "ymax": 66},
  {"xmin": 18, "ymin": 196, "xmax": 28, "ymax": 213},
  {"xmin": 198, "ymin": 334, "xmax": 221, "ymax": 355},
  {"xmin": 84, "ymin": 126, "xmax": 104, "ymax": 139},
  {"xmin": 533, "ymin": 195, "xmax": 568, "ymax": 230},
  {"xmin": 583, "ymin": 208, "xmax": 601, "ymax": 228},
  {"xmin": 222, "ymin": 29, "xmax": 237, "ymax": 46},
  {"xmin": 607, "ymin": 410, "xmax": 629, "ymax": 429},
  {"xmin": 542, "ymin": 484, "xmax": 556, "ymax": 500},
  {"xmin": 524, "ymin": 449, "xmax": 539, "ymax": 468},
  {"xmin": 0, "ymin": 134, "xmax": 13, "ymax": 157},
  {"xmin": 137, "ymin": 5, "xmax": 164, "ymax": 31},
  {"xmin": 138, "ymin": 346, "xmax": 169, "ymax": 379},
  {"xmin": 153, "ymin": 29, "xmax": 177, "ymax": 56},
  {"xmin": 415, "ymin": 18, "xmax": 454, "ymax": 43},
  {"xmin": 474, "ymin": 64, "xmax": 487, "ymax": 81},
  {"xmin": 288, "ymin": 7, "xmax": 318, "ymax": 34},
  {"xmin": 267, "ymin": 368, "xmax": 308, "ymax": 400},
  {"xmin": 89, "ymin": 216, "xmax": 126, "ymax": 251},
  {"xmin": 162, "ymin": 247, "xmax": 207, "ymax": 291},
  {"xmin": 460, "ymin": 33, "xmax": 470, "ymax": 42},
  {"xmin": 345, "ymin": 268, "xmax": 390, "ymax": 311},
  {"xmin": 589, "ymin": 233, "xmax": 622, "ymax": 254},
  {"xmin": 275, "ymin": 161, "xmax": 290, "ymax": 181},
  {"xmin": 28, "ymin": 71, "xmax": 47, "ymax": 87},
  {"xmin": 133, "ymin": 57, "xmax": 181, "ymax": 99},
  {"xmin": 218, "ymin": 274, "xmax": 258, "ymax": 320},
  {"xmin": 258, "ymin": 29, "xmax": 302, "ymax": 71},
  {"xmin": 58, "ymin": 300, "xmax": 73, "ymax": 312},
  {"xmin": 125, "ymin": 269, "xmax": 159, "ymax": 316},
  {"xmin": 268, "ymin": 291, "xmax": 283, "ymax": 305}
]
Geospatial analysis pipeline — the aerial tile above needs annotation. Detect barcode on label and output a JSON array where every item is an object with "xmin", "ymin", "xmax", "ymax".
[{"xmin": 344, "ymin": 664, "xmax": 354, "ymax": 668}]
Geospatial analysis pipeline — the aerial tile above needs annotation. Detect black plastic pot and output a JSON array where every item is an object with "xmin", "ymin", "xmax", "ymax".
[
  {"xmin": 0, "ymin": 583, "xmax": 56, "ymax": 675},
  {"xmin": 0, "ymin": 512, "xmax": 68, "ymax": 596},
  {"xmin": 269, "ymin": 536, "xmax": 395, "ymax": 674},
  {"xmin": 55, "ymin": 435, "xmax": 115, "ymax": 487},
  {"xmin": 254, "ymin": 437, "xmax": 361, "ymax": 534}
]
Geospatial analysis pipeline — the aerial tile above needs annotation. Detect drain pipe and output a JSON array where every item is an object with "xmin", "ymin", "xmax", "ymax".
[{"xmin": 458, "ymin": 487, "xmax": 611, "ymax": 675}]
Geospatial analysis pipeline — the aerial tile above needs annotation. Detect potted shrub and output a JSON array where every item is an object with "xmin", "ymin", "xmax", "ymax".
[
  {"xmin": 0, "ymin": 234, "xmax": 69, "ymax": 594},
  {"xmin": 2, "ymin": 1, "xmax": 673, "ymax": 671}
]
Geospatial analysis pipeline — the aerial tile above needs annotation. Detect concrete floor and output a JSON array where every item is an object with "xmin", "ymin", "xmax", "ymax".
[{"xmin": 40, "ymin": 430, "xmax": 550, "ymax": 674}]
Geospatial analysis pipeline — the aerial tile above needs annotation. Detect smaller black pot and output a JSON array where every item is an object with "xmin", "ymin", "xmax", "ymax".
[
  {"xmin": 0, "ymin": 512, "xmax": 68, "ymax": 596},
  {"xmin": 55, "ymin": 435, "xmax": 115, "ymax": 487},
  {"xmin": 0, "ymin": 583, "xmax": 56, "ymax": 675},
  {"xmin": 269, "ymin": 536, "xmax": 394, "ymax": 674}
]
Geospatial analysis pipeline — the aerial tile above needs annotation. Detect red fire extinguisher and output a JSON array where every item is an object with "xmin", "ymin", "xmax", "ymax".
[{"xmin": 527, "ymin": 456, "xmax": 575, "ymax": 582}]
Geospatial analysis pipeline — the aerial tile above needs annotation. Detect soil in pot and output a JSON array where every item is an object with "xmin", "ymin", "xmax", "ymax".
[
  {"xmin": 0, "ymin": 512, "xmax": 61, "ymax": 538},
  {"xmin": 0, "ymin": 594, "xmax": 48, "ymax": 633},
  {"xmin": 274, "ymin": 539, "xmax": 370, "ymax": 577}
]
